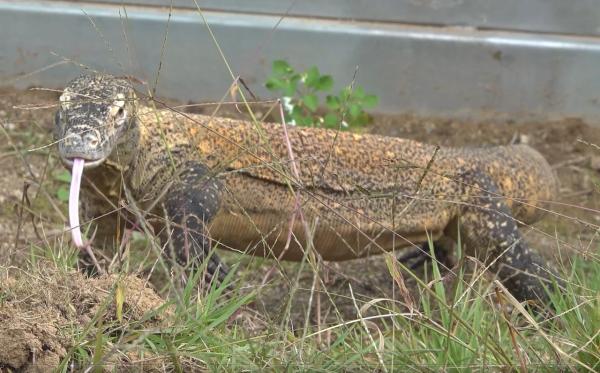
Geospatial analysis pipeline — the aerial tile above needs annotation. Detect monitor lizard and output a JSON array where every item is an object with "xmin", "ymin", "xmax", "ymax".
[{"xmin": 54, "ymin": 74, "xmax": 561, "ymax": 305}]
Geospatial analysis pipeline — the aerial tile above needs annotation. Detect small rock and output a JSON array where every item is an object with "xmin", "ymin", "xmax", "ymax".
[
  {"xmin": 518, "ymin": 134, "xmax": 530, "ymax": 145},
  {"xmin": 10, "ymin": 189, "xmax": 22, "ymax": 200},
  {"xmin": 2, "ymin": 122, "xmax": 16, "ymax": 131}
]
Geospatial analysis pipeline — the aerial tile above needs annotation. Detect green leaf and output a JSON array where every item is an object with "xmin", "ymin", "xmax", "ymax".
[
  {"xmin": 292, "ymin": 105, "xmax": 304, "ymax": 117},
  {"xmin": 325, "ymin": 95, "xmax": 340, "ymax": 110},
  {"xmin": 304, "ymin": 66, "xmax": 320, "ymax": 88},
  {"xmin": 53, "ymin": 170, "xmax": 71, "ymax": 183},
  {"xmin": 362, "ymin": 94, "xmax": 379, "ymax": 108},
  {"xmin": 297, "ymin": 115, "xmax": 314, "ymax": 126},
  {"xmin": 323, "ymin": 113, "xmax": 339, "ymax": 128},
  {"xmin": 290, "ymin": 112, "xmax": 303, "ymax": 125},
  {"xmin": 272, "ymin": 60, "xmax": 292, "ymax": 76},
  {"xmin": 348, "ymin": 103, "xmax": 362, "ymax": 119},
  {"xmin": 265, "ymin": 77, "xmax": 284, "ymax": 91},
  {"xmin": 352, "ymin": 86, "xmax": 366, "ymax": 99},
  {"xmin": 316, "ymin": 75, "xmax": 334, "ymax": 91},
  {"xmin": 340, "ymin": 86, "xmax": 352, "ymax": 101},
  {"xmin": 282, "ymin": 80, "xmax": 298, "ymax": 97},
  {"xmin": 290, "ymin": 73, "xmax": 302, "ymax": 84},
  {"xmin": 303, "ymin": 94, "xmax": 319, "ymax": 112},
  {"xmin": 290, "ymin": 106, "xmax": 312, "ymax": 126},
  {"xmin": 57, "ymin": 186, "xmax": 69, "ymax": 202}
]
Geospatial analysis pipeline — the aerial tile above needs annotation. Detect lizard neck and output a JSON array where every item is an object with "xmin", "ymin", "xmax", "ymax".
[
  {"xmin": 124, "ymin": 113, "xmax": 170, "ymax": 199},
  {"xmin": 103, "ymin": 113, "xmax": 142, "ymax": 170},
  {"xmin": 102, "ymin": 116, "xmax": 142, "ymax": 191}
]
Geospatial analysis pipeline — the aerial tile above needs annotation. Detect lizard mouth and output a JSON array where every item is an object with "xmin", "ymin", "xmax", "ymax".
[{"xmin": 62, "ymin": 156, "xmax": 106, "ymax": 169}]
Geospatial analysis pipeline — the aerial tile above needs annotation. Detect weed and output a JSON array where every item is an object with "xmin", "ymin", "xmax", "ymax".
[
  {"xmin": 52, "ymin": 169, "xmax": 71, "ymax": 202},
  {"xmin": 265, "ymin": 59, "xmax": 378, "ymax": 129}
]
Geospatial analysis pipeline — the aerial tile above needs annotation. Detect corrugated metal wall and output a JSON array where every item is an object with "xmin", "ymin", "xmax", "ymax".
[{"xmin": 2, "ymin": 1, "xmax": 600, "ymax": 123}]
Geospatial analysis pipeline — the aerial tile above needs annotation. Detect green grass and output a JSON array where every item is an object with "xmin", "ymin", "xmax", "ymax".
[
  {"xmin": 547, "ymin": 256, "xmax": 600, "ymax": 371},
  {"xmin": 10, "ymin": 234, "xmax": 595, "ymax": 372}
]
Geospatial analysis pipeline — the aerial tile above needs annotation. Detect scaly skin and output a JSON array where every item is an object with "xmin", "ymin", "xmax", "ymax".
[{"xmin": 55, "ymin": 74, "xmax": 560, "ymax": 303}]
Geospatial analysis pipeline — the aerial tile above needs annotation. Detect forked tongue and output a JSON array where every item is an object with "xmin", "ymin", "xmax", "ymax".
[{"xmin": 69, "ymin": 158, "xmax": 85, "ymax": 248}]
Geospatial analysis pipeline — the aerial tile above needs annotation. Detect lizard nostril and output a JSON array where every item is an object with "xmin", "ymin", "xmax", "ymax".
[{"xmin": 84, "ymin": 134, "xmax": 100, "ymax": 149}]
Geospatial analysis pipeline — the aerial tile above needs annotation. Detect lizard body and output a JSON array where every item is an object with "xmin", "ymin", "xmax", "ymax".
[{"xmin": 55, "ymin": 74, "xmax": 560, "ymax": 303}]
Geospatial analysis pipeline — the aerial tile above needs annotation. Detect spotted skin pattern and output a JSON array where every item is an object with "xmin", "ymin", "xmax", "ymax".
[
  {"xmin": 55, "ymin": 74, "xmax": 560, "ymax": 304},
  {"xmin": 163, "ymin": 162, "xmax": 227, "ymax": 282},
  {"xmin": 455, "ymin": 171, "xmax": 558, "ymax": 302}
]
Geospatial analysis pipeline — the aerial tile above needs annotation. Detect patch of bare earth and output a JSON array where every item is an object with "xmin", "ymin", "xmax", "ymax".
[
  {"xmin": 0, "ymin": 87, "xmax": 62, "ymax": 267},
  {"xmin": 0, "ymin": 264, "xmax": 169, "ymax": 371}
]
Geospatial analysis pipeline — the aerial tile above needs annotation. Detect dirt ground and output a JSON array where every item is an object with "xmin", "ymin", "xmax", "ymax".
[{"xmin": 2, "ymin": 86, "xmax": 600, "ymax": 369}]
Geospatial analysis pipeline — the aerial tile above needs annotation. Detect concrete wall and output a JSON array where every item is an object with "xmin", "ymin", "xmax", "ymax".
[{"xmin": 2, "ymin": 1, "xmax": 600, "ymax": 123}]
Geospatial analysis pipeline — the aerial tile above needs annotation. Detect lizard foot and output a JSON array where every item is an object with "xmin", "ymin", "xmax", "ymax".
[{"xmin": 396, "ymin": 241, "xmax": 453, "ymax": 271}]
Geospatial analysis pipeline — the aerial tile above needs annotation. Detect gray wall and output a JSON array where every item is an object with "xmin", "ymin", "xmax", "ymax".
[
  {"xmin": 2, "ymin": 1, "xmax": 600, "ymax": 123},
  {"xmin": 77, "ymin": 0, "xmax": 600, "ymax": 36}
]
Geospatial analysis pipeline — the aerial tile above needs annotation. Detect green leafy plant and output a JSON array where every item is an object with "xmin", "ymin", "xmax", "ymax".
[
  {"xmin": 265, "ymin": 60, "xmax": 378, "ymax": 129},
  {"xmin": 53, "ymin": 169, "xmax": 71, "ymax": 202}
]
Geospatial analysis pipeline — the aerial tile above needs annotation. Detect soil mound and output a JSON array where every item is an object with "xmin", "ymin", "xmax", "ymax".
[{"xmin": 0, "ymin": 264, "xmax": 169, "ymax": 372}]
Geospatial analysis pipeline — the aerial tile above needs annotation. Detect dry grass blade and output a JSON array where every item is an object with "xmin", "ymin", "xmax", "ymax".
[
  {"xmin": 494, "ymin": 280, "xmax": 595, "ymax": 372},
  {"xmin": 384, "ymin": 252, "xmax": 416, "ymax": 312},
  {"xmin": 495, "ymin": 286, "xmax": 528, "ymax": 373},
  {"xmin": 349, "ymin": 284, "xmax": 388, "ymax": 373}
]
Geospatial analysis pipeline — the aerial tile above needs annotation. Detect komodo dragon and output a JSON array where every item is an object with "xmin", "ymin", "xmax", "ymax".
[{"xmin": 55, "ymin": 74, "xmax": 560, "ymax": 304}]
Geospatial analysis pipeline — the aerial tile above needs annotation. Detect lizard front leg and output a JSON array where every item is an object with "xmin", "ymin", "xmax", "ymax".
[{"xmin": 162, "ymin": 161, "xmax": 228, "ymax": 284}]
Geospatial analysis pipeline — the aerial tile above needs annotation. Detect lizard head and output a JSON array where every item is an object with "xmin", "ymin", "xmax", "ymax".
[{"xmin": 55, "ymin": 74, "xmax": 138, "ymax": 169}]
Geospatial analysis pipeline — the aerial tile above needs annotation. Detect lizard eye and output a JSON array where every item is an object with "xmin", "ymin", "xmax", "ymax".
[
  {"xmin": 115, "ymin": 107, "xmax": 127, "ymax": 126},
  {"xmin": 112, "ymin": 93, "xmax": 127, "ymax": 126}
]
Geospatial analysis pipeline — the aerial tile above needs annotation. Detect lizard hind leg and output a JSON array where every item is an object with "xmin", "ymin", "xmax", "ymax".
[
  {"xmin": 453, "ymin": 171, "xmax": 561, "ymax": 306},
  {"xmin": 162, "ymin": 162, "xmax": 229, "ymax": 286}
]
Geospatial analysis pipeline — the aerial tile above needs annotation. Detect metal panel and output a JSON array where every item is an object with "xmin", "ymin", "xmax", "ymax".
[
  {"xmin": 65, "ymin": 0, "xmax": 600, "ymax": 36},
  {"xmin": 2, "ymin": 1, "xmax": 600, "ymax": 124}
]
